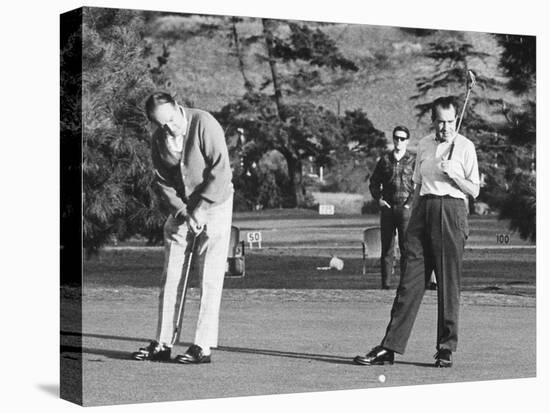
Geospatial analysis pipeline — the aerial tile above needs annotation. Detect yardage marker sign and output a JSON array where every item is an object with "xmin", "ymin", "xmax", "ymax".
[
  {"xmin": 319, "ymin": 204, "xmax": 335, "ymax": 215},
  {"xmin": 247, "ymin": 231, "xmax": 262, "ymax": 249}
]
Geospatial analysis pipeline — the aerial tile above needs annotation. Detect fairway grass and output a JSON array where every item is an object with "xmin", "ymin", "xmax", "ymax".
[{"xmin": 69, "ymin": 214, "xmax": 536, "ymax": 406}]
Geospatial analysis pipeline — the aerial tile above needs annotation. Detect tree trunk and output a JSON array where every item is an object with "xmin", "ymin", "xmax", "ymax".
[
  {"xmin": 261, "ymin": 19, "xmax": 285, "ymax": 120},
  {"xmin": 231, "ymin": 17, "xmax": 254, "ymax": 92},
  {"xmin": 284, "ymin": 153, "xmax": 305, "ymax": 208}
]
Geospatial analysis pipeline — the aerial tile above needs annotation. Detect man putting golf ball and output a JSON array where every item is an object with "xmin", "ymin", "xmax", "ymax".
[{"xmin": 132, "ymin": 92, "xmax": 234, "ymax": 365}]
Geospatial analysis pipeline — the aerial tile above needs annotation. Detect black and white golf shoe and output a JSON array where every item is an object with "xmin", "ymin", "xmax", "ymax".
[
  {"xmin": 174, "ymin": 344, "xmax": 211, "ymax": 364},
  {"xmin": 132, "ymin": 340, "xmax": 172, "ymax": 362},
  {"xmin": 434, "ymin": 348, "xmax": 453, "ymax": 367},
  {"xmin": 353, "ymin": 345, "xmax": 394, "ymax": 365}
]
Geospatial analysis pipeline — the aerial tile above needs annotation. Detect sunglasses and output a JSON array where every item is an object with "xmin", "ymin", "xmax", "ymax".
[{"xmin": 393, "ymin": 136, "xmax": 409, "ymax": 142}]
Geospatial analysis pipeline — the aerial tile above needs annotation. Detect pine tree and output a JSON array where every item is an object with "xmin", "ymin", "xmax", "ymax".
[
  {"xmin": 80, "ymin": 8, "xmax": 167, "ymax": 255},
  {"xmin": 493, "ymin": 34, "xmax": 536, "ymax": 242},
  {"xmin": 229, "ymin": 19, "xmax": 360, "ymax": 207}
]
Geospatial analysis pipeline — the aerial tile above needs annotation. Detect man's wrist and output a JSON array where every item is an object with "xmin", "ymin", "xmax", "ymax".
[
  {"xmin": 194, "ymin": 198, "xmax": 212, "ymax": 213},
  {"xmin": 174, "ymin": 209, "xmax": 187, "ymax": 225}
]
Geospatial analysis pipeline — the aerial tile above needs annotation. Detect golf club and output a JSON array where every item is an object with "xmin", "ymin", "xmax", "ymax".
[
  {"xmin": 448, "ymin": 70, "xmax": 476, "ymax": 161},
  {"xmin": 171, "ymin": 230, "xmax": 200, "ymax": 346},
  {"xmin": 456, "ymin": 69, "xmax": 477, "ymax": 134}
]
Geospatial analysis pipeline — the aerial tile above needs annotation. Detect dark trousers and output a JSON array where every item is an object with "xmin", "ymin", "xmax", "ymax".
[
  {"xmin": 380, "ymin": 205, "xmax": 411, "ymax": 287},
  {"xmin": 380, "ymin": 196, "xmax": 468, "ymax": 354}
]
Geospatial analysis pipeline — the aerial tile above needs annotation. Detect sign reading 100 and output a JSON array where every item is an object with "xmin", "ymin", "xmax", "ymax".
[{"xmin": 495, "ymin": 233, "xmax": 511, "ymax": 244}]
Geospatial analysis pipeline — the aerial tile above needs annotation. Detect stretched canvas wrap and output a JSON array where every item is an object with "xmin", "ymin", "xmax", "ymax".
[{"xmin": 60, "ymin": 6, "xmax": 536, "ymax": 406}]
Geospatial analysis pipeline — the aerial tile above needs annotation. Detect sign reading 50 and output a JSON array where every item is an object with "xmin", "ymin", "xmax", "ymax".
[{"xmin": 247, "ymin": 231, "xmax": 262, "ymax": 248}]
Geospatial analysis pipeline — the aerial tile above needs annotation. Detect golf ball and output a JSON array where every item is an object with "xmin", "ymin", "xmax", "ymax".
[{"xmin": 378, "ymin": 374, "xmax": 386, "ymax": 383}]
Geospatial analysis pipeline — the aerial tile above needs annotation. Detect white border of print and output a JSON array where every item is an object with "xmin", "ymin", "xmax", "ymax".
[{"xmin": 2, "ymin": 1, "xmax": 546, "ymax": 413}]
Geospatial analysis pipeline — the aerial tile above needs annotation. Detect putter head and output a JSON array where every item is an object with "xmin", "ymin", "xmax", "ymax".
[{"xmin": 467, "ymin": 70, "xmax": 477, "ymax": 88}]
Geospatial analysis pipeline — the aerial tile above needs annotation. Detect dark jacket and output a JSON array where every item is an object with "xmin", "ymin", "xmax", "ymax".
[{"xmin": 369, "ymin": 150, "xmax": 416, "ymax": 207}]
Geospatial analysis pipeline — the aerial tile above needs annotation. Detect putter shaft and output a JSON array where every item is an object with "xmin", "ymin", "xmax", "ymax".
[{"xmin": 171, "ymin": 234, "xmax": 198, "ymax": 345}]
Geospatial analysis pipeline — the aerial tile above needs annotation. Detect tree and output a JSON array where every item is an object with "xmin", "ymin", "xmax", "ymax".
[
  {"xmin": 80, "ymin": 8, "xmax": 168, "ymax": 256},
  {"xmin": 399, "ymin": 27, "xmax": 437, "ymax": 37},
  {"xmin": 228, "ymin": 19, "xmax": 360, "ymax": 206},
  {"xmin": 493, "ymin": 34, "xmax": 536, "ymax": 242},
  {"xmin": 146, "ymin": 14, "xmax": 360, "ymax": 206},
  {"xmin": 218, "ymin": 92, "xmax": 344, "ymax": 206},
  {"xmin": 229, "ymin": 16, "xmax": 255, "ymax": 92},
  {"xmin": 411, "ymin": 36, "xmax": 501, "ymax": 125},
  {"xmin": 314, "ymin": 109, "xmax": 386, "ymax": 194},
  {"xmin": 323, "ymin": 109, "xmax": 386, "ymax": 193},
  {"xmin": 260, "ymin": 20, "xmax": 359, "ymax": 100},
  {"xmin": 495, "ymin": 34, "xmax": 536, "ymax": 95},
  {"xmin": 339, "ymin": 109, "xmax": 387, "ymax": 155},
  {"xmin": 410, "ymin": 34, "xmax": 505, "ymax": 207},
  {"xmin": 499, "ymin": 172, "xmax": 536, "ymax": 242},
  {"xmin": 218, "ymin": 94, "xmax": 386, "ymax": 205},
  {"xmin": 261, "ymin": 19, "xmax": 285, "ymax": 118},
  {"xmin": 411, "ymin": 32, "xmax": 536, "ymax": 242}
]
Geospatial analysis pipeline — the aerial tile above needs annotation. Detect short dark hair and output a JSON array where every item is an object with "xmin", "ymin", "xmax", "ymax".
[
  {"xmin": 431, "ymin": 96, "xmax": 458, "ymax": 121},
  {"xmin": 144, "ymin": 92, "xmax": 176, "ymax": 121},
  {"xmin": 392, "ymin": 125, "xmax": 410, "ymax": 139}
]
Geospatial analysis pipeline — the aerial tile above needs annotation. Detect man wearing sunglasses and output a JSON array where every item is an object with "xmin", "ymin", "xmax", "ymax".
[{"xmin": 368, "ymin": 126, "xmax": 416, "ymax": 289}]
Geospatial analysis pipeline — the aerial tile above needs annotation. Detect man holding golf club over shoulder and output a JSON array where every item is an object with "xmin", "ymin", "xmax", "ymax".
[
  {"xmin": 133, "ymin": 92, "xmax": 233, "ymax": 364},
  {"xmin": 354, "ymin": 91, "xmax": 480, "ymax": 368}
]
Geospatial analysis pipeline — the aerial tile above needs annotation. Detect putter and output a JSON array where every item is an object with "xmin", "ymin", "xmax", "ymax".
[
  {"xmin": 448, "ymin": 70, "xmax": 476, "ymax": 160},
  {"xmin": 170, "ymin": 229, "xmax": 201, "ymax": 346}
]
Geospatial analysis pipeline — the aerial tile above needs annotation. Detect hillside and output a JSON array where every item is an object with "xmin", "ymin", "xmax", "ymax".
[{"xmin": 149, "ymin": 13, "xmax": 517, "ymax": 147}]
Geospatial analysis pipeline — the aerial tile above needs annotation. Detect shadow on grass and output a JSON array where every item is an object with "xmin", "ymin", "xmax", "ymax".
[
  {"xmin": 60, "ymin": 331, "xmax": 346, "ymax": 365},
  {"xmin": 394, "ymin": 360, "xmax": 435, "ymax": 368},
  {"xmin": 215, "ymin": 344, "xmax": 353, "ymax": 365},
  {"xmin": 61, "ymin": 344, "xmax": 132, "ymax": 361},
  {"xmin": 61, "ymin": 331, "xmax": 436, "ymax": 368},
  {"xmin": 216, "ymin": 346, "xmax": 436, "ymax": 367}
]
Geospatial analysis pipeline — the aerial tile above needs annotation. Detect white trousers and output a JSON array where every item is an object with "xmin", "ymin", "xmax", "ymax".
[{"xmin": 156, "ymin": 194, "xmax": 233, "ymax": 349}]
